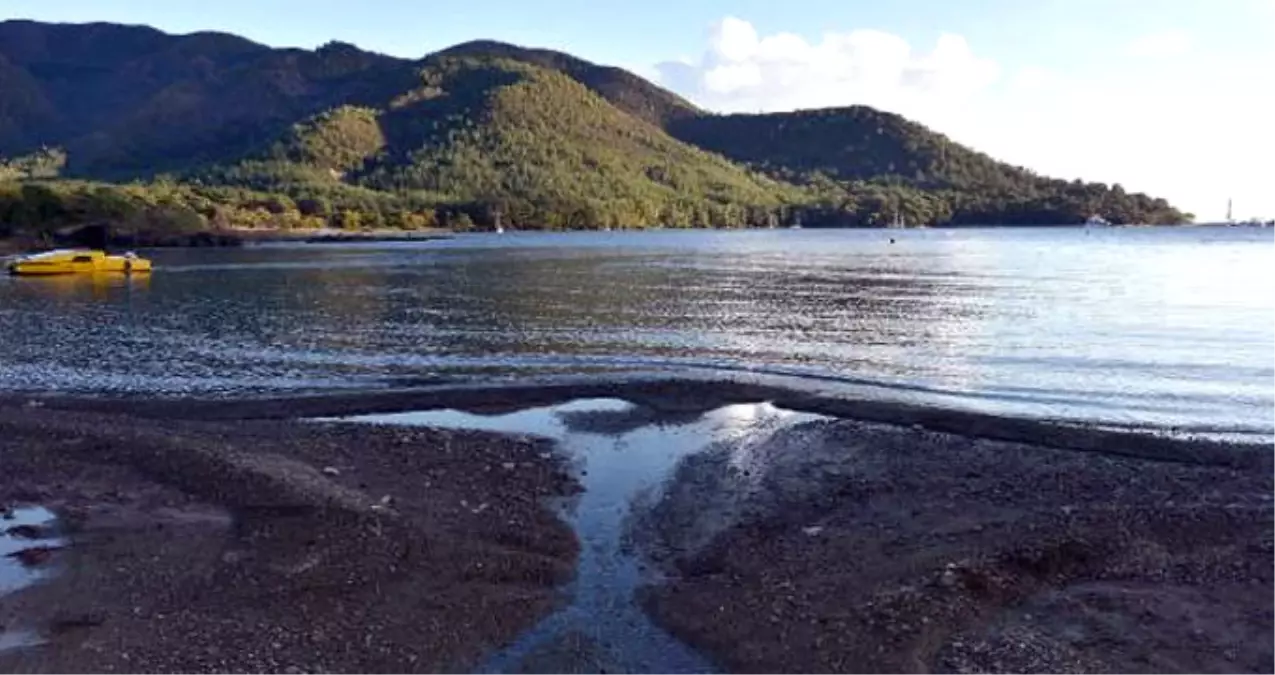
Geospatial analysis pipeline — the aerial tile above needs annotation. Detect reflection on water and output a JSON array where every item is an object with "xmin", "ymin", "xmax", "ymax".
[
  {"xmin": 342, "ymin": 398, "xmax": 822, "ymax": 673},
  {"xmin": 10, "ymin": 273, "xmax": 150, "ymax": 302},
  {"xmin": 0, "ymin": 505, "xmax": 61, "ymax": 654},
  {"xmin": 0, "ymin": 227, "xmax": 1271, "ymax": 437},
  {"xmin": 1, "ymin": 505, "xmax": 61, "ymax": 595},
  {"xmin": 0, "ymin": 630, "xmax": 40, "ymax": 654}
]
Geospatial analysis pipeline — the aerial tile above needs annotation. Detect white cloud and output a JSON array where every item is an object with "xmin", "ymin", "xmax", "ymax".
[
  {"xmin": 649, "ymin": 17, "xmax": 1274, "ymax": 221},
  {"xmin": 1125, "ymin": 29, "xmax": 1193, "ymax": 58},
  {"xmin": 1009, "ymin": 65, "xmax": 1051, "ymax": 90},
  {"xmin": 655, "ymin": 16, "xmax": 999, "ymax": 117}
]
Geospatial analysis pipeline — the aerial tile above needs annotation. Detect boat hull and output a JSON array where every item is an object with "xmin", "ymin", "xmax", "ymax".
[{"xmin": 6, "ymin": 251, "xmax": 152, "ymax": 276}]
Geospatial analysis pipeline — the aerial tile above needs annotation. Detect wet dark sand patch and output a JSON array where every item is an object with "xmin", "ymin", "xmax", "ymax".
[
  {"xmin": 0, "ymin": 374, "xmax": 1269, "ymax": 674},
  {"xmin": 0, "ymin": 405, "xmax": 579, "ymax": 673},
  {"xmin": 13, "ymin": 371, "xmax": 1265, "ymax": 468},
  {"xmin": 634, "ymin": 418, "xmax": 1273, "ymax": 673}
]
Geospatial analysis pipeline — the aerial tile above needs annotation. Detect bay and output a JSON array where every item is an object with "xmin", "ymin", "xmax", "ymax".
[{"xmin": 1, "ymin": 226, "xmax": 1270, "ymax": 439}]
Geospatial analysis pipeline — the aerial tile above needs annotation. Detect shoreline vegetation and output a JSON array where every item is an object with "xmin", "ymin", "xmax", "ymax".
[
  {"xmin": 0, "ymin": 177, "xmax": 1202, "ymax": 256},
  {"xmin": 0, "ymin": 20, "xmax": 1196, "ymax": 252},
  {"xmin": 0, "ymin": 375, "xmax": 1270, "ymax": 672}
]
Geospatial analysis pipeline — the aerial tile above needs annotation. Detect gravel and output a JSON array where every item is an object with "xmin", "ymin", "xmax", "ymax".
[
  {"xmin": 0, "ymin": 404, "xmax": 580, "ymax": 673},
  {"xmin": 635, "ymin": 418, "xmax": 1273, "ymax": 673}
]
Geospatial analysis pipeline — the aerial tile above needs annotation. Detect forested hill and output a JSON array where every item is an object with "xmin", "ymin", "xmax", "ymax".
[
  {"xmin": 666, "ymin": 108, "xmax": 1186, "ymax": 226},
  {"xmin": 0, "ymin": 20, "xmax": 1189, "ymax": 235},
  {"xmin": 434, "ymin": 40, "xmax": 703, "ymax": 128}
]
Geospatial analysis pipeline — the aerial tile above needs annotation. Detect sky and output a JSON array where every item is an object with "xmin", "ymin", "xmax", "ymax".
[{"xmin": 4, "ymin": 0, "xmax": 1273, "ymax": 220}]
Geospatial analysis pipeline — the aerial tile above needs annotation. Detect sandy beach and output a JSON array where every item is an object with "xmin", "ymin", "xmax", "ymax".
[
  {"xmin": 0, "ymin": 376, "xmax": 1270, "ymax": 673},
  {"xmin": 634, "ymin": 417, "xmax": 1273, "ymax": 673},
  {"xmin": 0, "ymin": 401, "xmax": 579, "ymax": 672}
]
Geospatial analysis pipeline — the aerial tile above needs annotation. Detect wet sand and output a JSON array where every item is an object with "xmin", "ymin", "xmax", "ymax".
[
  {"xmin": 0, "ymin": 373, "xmax": 1270, "ymax": 673},
  {"xmin": 0, "ymin": 403, "xmax": 579, "ymax": 672},
  {"xmin": 634, "ymin": 417, "xmax": 1273, "ymax": 673}
]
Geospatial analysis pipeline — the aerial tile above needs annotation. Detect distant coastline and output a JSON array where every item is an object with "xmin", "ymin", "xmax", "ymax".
[
  {"xmin": 234, "ymin": 227, "xmax": 454, "ymax": 245},
  {"xmin": 3, "ymin": 218, "xmax": 1233, "ymax": 256}
]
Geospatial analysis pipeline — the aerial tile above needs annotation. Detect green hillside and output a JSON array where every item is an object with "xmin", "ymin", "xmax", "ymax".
[
  {"xmin": 435, "ymin": 40, "xmax": 702, "ymax": 128},
  {"xmin": 360, "ymin": 57, "xmax": 798, "ymax": 228},
  {"xmin": 203, "ymin": 56, "xmax": 801, "ymax": 229},
  {"xmin": 0, "ymin": 20, "xmax": 1190, "ymax": 236},
  {"xmin": 670, "ymin": 106, "xmax": 1011, "ymax": 188},
  {"xmin": 0, "ymin": 21, "xmax": 416, "ymax": 178},
  {"xmin": 668, "ymin": 107, "xmax": 1187, "ymax": 225},
  {"xmin": 273, "ymin": 106, "xmax": 387, "ymax": 174}
]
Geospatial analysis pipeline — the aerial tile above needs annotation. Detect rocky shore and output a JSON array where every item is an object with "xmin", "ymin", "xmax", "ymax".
[
  {"xmin": 1, "ymin": 226, "xmax": 454, "ymax": 255},
  {"xmin": 231, "ymin": 228, "xmax": 454, "ymax": 245},
  {"xmin": 0, "ymin": 375, "xmax": 1270, "ymax": 673}
]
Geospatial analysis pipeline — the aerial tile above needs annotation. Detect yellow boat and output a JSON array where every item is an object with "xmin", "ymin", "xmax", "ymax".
[{"xmin": 6, "ymin": 249, "xmax": 152, "ymax": 276}]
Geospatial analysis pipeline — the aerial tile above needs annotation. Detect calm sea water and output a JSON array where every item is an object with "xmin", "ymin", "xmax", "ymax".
[{"xmin": 1, "ymin": 227, "xmax": 1271, "ymax": 438}]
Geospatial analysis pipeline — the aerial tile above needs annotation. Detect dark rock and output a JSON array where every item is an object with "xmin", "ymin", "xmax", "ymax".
[
  {"xmin": 50, "ymin": 611, "xmax": 107, "ymax": 634},
  {"xmin": 6, "ymin": 545, "xmax": 60, "ymax": 566},
  {"xmin": 4, "ymin": 524, "xmax": 48, "ymax": 539}
]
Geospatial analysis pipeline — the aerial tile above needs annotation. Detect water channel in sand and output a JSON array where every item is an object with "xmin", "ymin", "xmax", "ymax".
[
  {"xmin": 341, "ymin": 397, "xmax": 825, "ymax": 673},
  {"xmin": 0, "ymin": 506, "xmax": 63, "ymax": 653}
]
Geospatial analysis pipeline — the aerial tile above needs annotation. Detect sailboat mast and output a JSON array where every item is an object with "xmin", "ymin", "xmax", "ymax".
[{"xmin": 1227, "ymin": 198, "xmax": 1233, "ymax": 222}]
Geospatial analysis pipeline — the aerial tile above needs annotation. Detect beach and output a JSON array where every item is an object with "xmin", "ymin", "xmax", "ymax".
[
  {"xmin": 0, "ymin": 398, "xmax": 579, "ymax": 672},
  {"xmin": 636, "ymin": 417, "xmax": 1272, "ymax": 673},
  {"xmin": 1, "ymin": 10, "xmax": 1271, "ymax": 673},
  {"xmin": 0, "ymin": 378, "xmax": 1270, "ymax": 673}
]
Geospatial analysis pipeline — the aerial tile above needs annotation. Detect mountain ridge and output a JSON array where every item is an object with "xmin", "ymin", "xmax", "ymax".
[
  {"xmin": 0, "ymin": 20, "xmax": 1190, "ymax": 234},
  {"xmin": 433, "ymin": 40, "xmax": 703, "ymax": 128}
]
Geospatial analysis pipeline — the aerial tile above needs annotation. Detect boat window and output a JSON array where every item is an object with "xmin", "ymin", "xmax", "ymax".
[{"xmin": 72, "ymin": 256, "xmax": 94, "ymax": 263}]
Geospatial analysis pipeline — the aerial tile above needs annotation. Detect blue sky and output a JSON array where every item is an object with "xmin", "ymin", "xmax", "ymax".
[{"xmin": 4, "ymin": 0, "xmax": 1273, "ymax": 220}]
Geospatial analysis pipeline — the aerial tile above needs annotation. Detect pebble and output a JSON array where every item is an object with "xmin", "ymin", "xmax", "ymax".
[
  {"xmin": 5, "ymin": 524, "xmax": 46, "ymax": 539},
  {"xmin": 321, "ymin": 466, "xmax": 340, "ymax": 477},
  {"xmin": 7, "ymin": 545, "xmax": 59, "ymax": 566},
  {"xmin": 801, "ymin": 526, "xmax": 824, "ymax": 537},
  {"xmin": 501, "ymin": 462, "xmax": 516, "ymax": 471},
  {"xmin": 50, "ymin": 611, "xmax": 107, "ymax": 632}
]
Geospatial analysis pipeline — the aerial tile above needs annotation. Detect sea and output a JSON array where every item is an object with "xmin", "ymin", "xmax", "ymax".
[{"xmin": 1, "ymin": 226, "xmax": 1270, "ymax": 440}]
